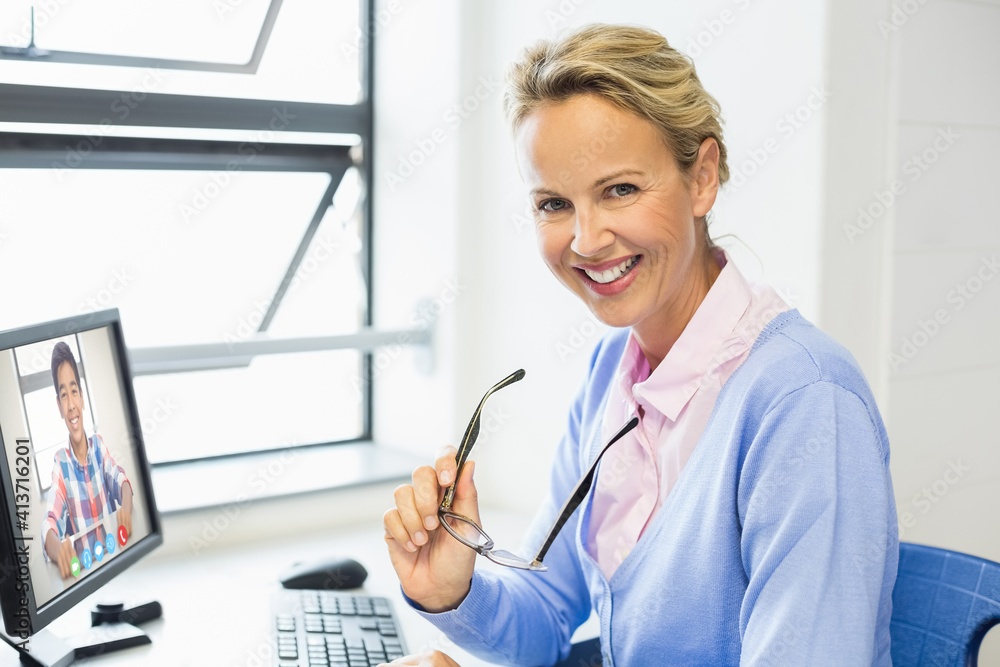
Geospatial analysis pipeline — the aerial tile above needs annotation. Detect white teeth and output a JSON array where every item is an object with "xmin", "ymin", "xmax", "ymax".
[{"xmin": 585, "ymin": 256, "xmax": 637, "ymax": 284}]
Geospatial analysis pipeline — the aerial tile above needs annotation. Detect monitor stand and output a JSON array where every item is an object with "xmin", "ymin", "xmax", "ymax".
[{"xmin": 16, "ymin": 624, "xmax": 150, "ymax": 667}]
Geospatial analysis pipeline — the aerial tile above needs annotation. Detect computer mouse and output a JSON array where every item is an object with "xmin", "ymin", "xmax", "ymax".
[{"xmin": 279, "ymin": 556, "xmax": 368, "ymax": 590}]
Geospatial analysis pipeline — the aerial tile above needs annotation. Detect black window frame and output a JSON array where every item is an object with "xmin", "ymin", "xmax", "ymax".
[{"xmin": 0, "ymin": 0, "xmax": 383, "ymax": 468}]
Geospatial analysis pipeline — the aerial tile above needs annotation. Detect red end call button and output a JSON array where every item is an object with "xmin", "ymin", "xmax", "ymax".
[{"xmin": 118, "ymin": 524, "xmax": 128, "ymax": 547}]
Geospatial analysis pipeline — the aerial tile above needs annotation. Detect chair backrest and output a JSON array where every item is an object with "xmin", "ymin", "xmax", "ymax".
[{"xmin": 892, "ymin": 542, "xmax": 1000, "ymax": 666}]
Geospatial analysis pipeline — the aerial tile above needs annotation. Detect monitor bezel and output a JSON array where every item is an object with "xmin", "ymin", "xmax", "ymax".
[{"xmin": 0, "ymin": 309, "xmax": 163, "ymax": 637}]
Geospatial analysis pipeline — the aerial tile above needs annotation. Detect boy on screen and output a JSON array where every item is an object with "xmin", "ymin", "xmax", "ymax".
[{"xmin": 41, "ymin": 341, "xmax": 134, "ymax": 579}]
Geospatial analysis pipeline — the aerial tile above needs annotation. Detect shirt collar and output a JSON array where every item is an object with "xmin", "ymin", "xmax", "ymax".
[
  {"xmin": 67, "ymin": 433, "xmax": 91, "ymax": 467},
  {"xmin": 624, "ymin": 249, "xmax": 753, "ymax": 421}
]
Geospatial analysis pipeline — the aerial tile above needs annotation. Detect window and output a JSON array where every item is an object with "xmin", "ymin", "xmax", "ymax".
[{"xmin": 0, "ymin": 0, "xmax": 384, "ymax": 466}]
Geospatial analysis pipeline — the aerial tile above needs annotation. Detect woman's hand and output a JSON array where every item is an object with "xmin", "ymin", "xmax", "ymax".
[
  {"xmin": 383, "ymin": 448, "xmax": 479, "ymax": 612},
  {"xmin": 379, "ymin": 650, "xmax": 462, "ymax": 666}
]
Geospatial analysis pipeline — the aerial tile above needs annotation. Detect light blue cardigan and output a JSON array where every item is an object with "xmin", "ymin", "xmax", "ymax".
[{"xmin": 414, "ymin": 310, "xmax": 898, "ymax": 666}]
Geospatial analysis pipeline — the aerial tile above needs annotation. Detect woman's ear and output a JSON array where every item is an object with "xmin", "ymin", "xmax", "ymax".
[{"xmin": 690, "ymin": 137, "xmax": 720, "ymax": 219}]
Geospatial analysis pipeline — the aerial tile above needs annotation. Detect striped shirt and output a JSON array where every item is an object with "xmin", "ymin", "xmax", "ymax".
[{"xmin": 42, "ymin": 433, "xmax": 130, "ymax": 559}]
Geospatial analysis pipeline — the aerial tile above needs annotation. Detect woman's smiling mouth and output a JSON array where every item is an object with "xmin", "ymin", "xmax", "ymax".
[{"xmin": 576, "ymin": 255, "xmax": 642, "ymax": 296}]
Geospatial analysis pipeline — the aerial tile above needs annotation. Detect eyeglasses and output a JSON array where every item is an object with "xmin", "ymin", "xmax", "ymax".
[{"xmin": 438, "ymin": 369, "xmax": 639, "ymax": 572}]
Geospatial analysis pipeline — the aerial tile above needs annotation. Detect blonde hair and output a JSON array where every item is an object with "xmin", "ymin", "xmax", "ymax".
[{"xmin": 503, "ymin": 24, "xmax": 729, "ymax": 188}]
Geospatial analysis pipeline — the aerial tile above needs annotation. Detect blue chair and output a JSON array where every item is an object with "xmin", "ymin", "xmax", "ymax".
[
  {"xmin": 891, "ymin": 542, "xmax": 1000, "ymax": 666},
  {"xmin": 553, "ymin": 542, "xmax": 1000, "ymax": 667}
]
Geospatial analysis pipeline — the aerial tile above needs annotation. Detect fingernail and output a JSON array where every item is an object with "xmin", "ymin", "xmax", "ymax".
[
  {"xmin": 440, "ymin": 470, "xmax": 452, "ymax": 485},
  {"xmin": 469, "ymin": 461, "xmax": 476, "ymax": 480},
  {"xmin": 406, "ymin": 541, "xmax": 416, "ymax": 552},
  {"xmin": 424, "ymin": 515, "xmax": 438, "ymax": 530},
  {"xmin": 414, "ymin": 531, "xmax": 426, "ymax": 545}
]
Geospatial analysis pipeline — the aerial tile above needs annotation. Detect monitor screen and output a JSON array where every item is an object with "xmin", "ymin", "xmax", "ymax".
[{"xmin": 0, "ymin": 310, "xmax": 161, "ymax": 640}]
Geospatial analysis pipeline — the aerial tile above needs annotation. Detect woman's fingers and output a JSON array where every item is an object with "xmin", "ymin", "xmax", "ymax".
[
  {"xmin": 451, "ymin": 460, "xmax": 479, "ymax": 522},
  {"xmin": 434, "ymin": 446, "xmax": 459, "ymax": 487},
  {"xmin": 383, "ymin": 507, "xmax": 416, "ymax": 553},
  {"xmin": 392, "ymin": 483, "xmax": 427, "ymax": 547},
  {"xmin": 412, "ymin": 465, "xmax": 441, "ymax": 532}
]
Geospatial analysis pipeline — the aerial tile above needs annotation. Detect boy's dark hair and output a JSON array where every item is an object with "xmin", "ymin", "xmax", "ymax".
[{"xmin": 51, "ymin": 341, "xmax": 81, "ymax": 394}]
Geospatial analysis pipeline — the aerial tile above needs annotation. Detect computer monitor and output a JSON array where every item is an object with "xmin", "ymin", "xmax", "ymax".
[{"xmin": 0, "ymin": 310, "xmax": 162, "ymax": 663}]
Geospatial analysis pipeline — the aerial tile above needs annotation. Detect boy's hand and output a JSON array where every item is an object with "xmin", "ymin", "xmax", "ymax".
[
  {"xmin": 57, "ymin": 538, "xmax": 76, "ymax": 578},
  {"xmin": 45, "ymin": 531, "xmax": 77, "ymax": 579},
  {"xmin": 117, "ymin": 484, "xmax": 134, "ymax": 536}
]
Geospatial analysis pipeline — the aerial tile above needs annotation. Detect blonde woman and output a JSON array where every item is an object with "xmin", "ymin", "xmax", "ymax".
[{"xmin": 384, "ymin": 24, "xmax": 897, "ymax": 666}]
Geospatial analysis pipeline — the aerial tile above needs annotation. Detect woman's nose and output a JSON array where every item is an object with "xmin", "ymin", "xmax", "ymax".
[{"xmin": 570, "ymin": 209, "xmax": 615, "ymax": 257}]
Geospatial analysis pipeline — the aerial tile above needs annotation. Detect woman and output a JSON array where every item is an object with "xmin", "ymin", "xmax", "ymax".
[{"xmin": 383, "ymin": 24, "xmax": 897, "ymax": 666}]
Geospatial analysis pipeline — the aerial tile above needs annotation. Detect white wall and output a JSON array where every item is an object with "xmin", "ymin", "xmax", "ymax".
[{"xmin": 883, "ymin": 0, "xmax": 1000, "ymax": 562}]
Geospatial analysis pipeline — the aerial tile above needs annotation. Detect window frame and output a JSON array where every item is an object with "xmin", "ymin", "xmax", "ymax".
[{"xmin": 0, "ymin": 0, "xmax": 396, "ymax": 471}]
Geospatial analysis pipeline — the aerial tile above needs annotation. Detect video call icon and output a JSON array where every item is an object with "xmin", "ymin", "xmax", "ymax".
[{"xmin": 70, "ymin": 556, "xmax": 81, "ymax": 578}]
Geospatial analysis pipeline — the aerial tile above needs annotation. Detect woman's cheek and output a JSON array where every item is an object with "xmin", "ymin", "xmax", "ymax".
[{"xmin": 535, "ymin": 224, "xmax": 564, "ymax": 272}]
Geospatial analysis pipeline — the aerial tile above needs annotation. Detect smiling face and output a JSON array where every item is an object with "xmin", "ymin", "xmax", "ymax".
[
  {"xmin": 515, "ymin": 94, "xmax": 721, "ymax": 366},
  {"xmin": 55, "ymin": 360, "xmax": 86, "ymax": 448}
]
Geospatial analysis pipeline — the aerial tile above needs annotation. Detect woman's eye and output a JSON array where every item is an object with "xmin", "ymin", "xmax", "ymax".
[
  {"xmin": 539, "ymin": 199, "xmax": 568, "ymax": 212},
  {"xmin": 610, "ymin": 184, "xmax": 636, "ymax": 198}
]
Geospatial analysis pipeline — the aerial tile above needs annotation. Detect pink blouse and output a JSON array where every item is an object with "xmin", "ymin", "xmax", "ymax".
[{"xmin": 586, "ymin": 250, "xmax": 790, "ymax": 579}]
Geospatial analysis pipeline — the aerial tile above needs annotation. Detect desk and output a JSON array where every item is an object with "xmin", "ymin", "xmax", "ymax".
[{"xmin": 2, "ymin": 510, "xmax": 581, "ymax": 667}]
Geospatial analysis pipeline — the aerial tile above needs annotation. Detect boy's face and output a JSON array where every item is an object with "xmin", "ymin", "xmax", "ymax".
[{"xmin": 55, "ymin": 361, "xmax": 86, "ymax": 447}]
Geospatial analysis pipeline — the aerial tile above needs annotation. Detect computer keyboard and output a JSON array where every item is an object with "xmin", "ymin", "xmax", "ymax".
[{"xmin": 272, "ymin": 589, "xmax": 408, "ymax": 666}]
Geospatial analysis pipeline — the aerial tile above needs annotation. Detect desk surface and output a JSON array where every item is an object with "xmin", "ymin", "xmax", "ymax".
[{"xmin": 2, "ymin": 520, "xmax": 530, "ymax": 667}]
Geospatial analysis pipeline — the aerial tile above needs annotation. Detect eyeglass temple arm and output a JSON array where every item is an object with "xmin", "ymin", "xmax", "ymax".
[
  {"xmin": 441, "ymin": 369, "xmax": 526, "ymax": 510},
  {"xmin": 531, "ymin": 416, "xmax": 639, "ymax": 566}
]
